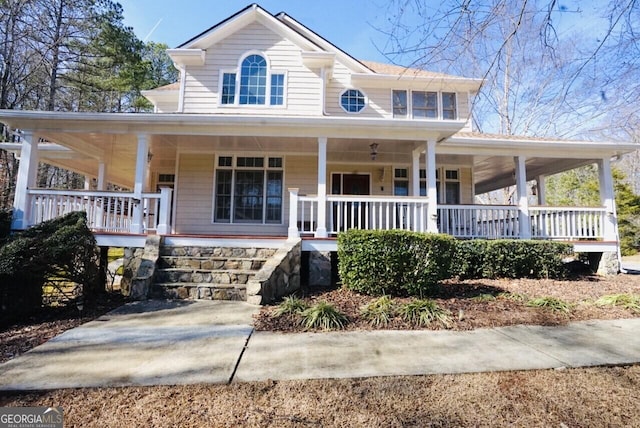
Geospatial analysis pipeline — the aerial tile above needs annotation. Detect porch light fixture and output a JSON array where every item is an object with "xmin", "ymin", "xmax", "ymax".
[
  {"xmin": 369, "ymin": 143, "xmax": 379, "ymax": 160},
  {"xmin": 147, "ymin": 151, "xmax": 154, "ymax": 163}
]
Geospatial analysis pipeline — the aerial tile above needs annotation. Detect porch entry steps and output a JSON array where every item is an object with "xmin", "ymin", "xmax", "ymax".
[{"xmin": 153, "ymin": 246, "xmax": 277, "ymax": 301}]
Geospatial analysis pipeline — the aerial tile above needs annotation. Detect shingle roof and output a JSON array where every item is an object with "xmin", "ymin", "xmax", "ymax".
[{"xmin": 359, "ymin": 60, "xmax": 467, "ymax": 80}]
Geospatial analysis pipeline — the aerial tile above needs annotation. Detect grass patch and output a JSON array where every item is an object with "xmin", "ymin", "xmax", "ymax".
[
  {"xmin": 398, "ymin": 299, "xmax": 452, "ymax": 328},
  {"xmin": 360, "ymin": 295, "xmax": 396, "ymax": 327},
  {"xmin": 595, "ymin": 294, "xmax": 640, "ymax": 313},
  {"xmin": 301, "ymin": 301, "xmax": 348, "ymax": 330},
  {"xmin": 526, "ymin": 296, "xmax": 571, "ymax": 313},
  {"xmin": 472, "ymin": 293, "xmax": 496, "ymax": 302},
  {"xmin": 498, "ymin": 292, "xmax": 528, "ymax": 302},
  {"xmin": 274, "ymin": 295, "xmax": 308, "ymax": 317}
]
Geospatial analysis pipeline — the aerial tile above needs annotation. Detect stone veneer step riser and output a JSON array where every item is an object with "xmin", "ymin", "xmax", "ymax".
[
  {"xmin": 155, "ymin": 270, "xmax": 255, "ymax": 285},
  {"xmin": 158, "ymin": 258, "xmax": 265, "ymax": 270},
  {"xmin": 153, "ymin": 245, "xmax": 276, "ymax": 302}
]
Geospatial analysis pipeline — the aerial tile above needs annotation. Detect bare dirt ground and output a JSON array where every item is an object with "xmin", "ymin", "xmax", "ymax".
[
  {"xmin": 255, "ymin": 274, "xmax": 640, "ymax": 332},
  {"xmin": 1, "ymin": 275, "xmax": 640, "ymax": 426}
]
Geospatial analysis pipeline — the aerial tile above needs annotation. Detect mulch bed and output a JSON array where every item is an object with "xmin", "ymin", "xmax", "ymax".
[{"xmin": 254, "ymin": 274, "xmax": 640, "ymax": 332}]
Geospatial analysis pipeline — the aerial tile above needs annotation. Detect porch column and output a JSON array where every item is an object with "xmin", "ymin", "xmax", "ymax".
[
  {"xmin": 156, "ymin": 187, "xmax": 173, "ymax": 235},
  {"xmin": 315, "ymin": 137, "xmax": 328, "ymax": 238},
  {"xmin": 514, "ymin": 156, "xmax": 531, "ymax": 239},
  {"xmin": 411, "ymin": 148, "xmax": 420, "ymax": 196},
  {"xmin": 131, "ymin": 134, "xmax": 149, "ymax": 234},
  {"xmin": 535, "ymin": 175, "xmax": 546, "ymax": 206},
  {"xmin": 288, "ymin": 188, "xmax": 300, "ymax": 240},
  {"xmin": 597, "ymin": 157, "xmax": 617, "ymax": 241},
  {"xmin": 11, "ymin": 130, "xmax": 39, "ymax": 230},
  {"xmin": 425, "ymin": 139, "xmax": 438, "ymax": 233},
  {"xmin": 97, "ymin": 161, "xmax": 107, "ymax": 191}
]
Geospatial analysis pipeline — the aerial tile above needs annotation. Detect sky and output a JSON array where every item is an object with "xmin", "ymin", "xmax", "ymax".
[{"xmin": 118, "ymin": 0, "xmax": 392, "ymax": 62}]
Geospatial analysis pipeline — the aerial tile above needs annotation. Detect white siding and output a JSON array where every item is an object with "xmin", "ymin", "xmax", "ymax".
[{"xmin": 182, "ymin": 21, "xmax": 322, "ymax": 116}]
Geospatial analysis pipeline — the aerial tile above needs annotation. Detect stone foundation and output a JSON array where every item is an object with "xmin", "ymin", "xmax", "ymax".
[
  {"xmin": 121, "ymin": 235, "xmax": 161, "ymax": 300},
  {"xmin": 596, "ymin": 251, "xmax": 620, "ymax": 275},
  {"xmin": 246, "ymin": 239, "xmax": 301, "ymax": 305}
]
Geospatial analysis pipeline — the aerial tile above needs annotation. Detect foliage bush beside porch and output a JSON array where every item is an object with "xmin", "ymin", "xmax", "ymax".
[
  {"xmin": 337, "ymin": 230, "xmax": 456, "ymax": 296},
  {"xmin": 338, "ymin": 230, "xmax": 572, "ymax": 297},
  {"xmin": 455, "ymin": 240, "xmax": 573, "ymax": 280},
  {"xmin": 0, "ymin": 211, "xmax": 99, "ymax": 323}
]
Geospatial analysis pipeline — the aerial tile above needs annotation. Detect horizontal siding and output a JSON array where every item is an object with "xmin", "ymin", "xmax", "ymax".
[
  {"xmin": 183, "ymin": 21, "xmax": 321, "ymax": 116},
  {"xmin": 175, "ymin": 153, "xmax": 214, "ymax": 234}
]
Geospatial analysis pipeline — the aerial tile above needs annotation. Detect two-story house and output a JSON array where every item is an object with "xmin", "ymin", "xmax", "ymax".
[{"xmin": 0, "ymin": 4, "xmax": 636, "ymax": 302}]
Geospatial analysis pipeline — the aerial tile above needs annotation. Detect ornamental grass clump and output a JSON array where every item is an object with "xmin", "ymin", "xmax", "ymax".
[
  {"xmin": 274, "ymin": 295, "xmax": 308, "ymax": 317},
  {"xmin": 300, "ymin": 301, "xmax": 348, "ymax": 330},
  {"xmin": 526, "ymin": 296, "xmax": 571, "ymax": 314},
  {"xmin": 360, "ymin": 295, "xmax": 396, "ymax": 327},
  {"xmin": 398, "ymin": 299, "xmax": 452, "ymax": 328},
  {"xmin": 595, "ymin": 294, "xmax": 640, "ymax": 313}
]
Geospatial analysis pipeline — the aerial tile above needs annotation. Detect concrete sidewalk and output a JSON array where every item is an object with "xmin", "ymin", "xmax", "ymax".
[
  {"xmin": 0, "ymin": 300, "xmax": 257, "ymax": 390},
  {"xmin": 0, "ymin": 300, "xmax": 639, "ymax": 391}
]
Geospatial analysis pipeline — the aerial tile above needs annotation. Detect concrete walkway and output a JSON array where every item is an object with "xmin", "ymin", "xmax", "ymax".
[{"xmin": 0, "ymin": 300, "xmax": 639, "ymax": 391}]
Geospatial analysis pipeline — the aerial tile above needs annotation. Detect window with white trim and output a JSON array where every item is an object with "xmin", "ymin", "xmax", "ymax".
[
  {"xmin": 214, "ymin": 156, "xmax": 283, "ymax": 224},
  {"xmin": 442, "ymin": 92, "xmax": 457, "ymax": 119},
  {"xmin": 412, "ymin": 91, "xmax": 438, "ymax": 118},
  {"xmin": 394, "ymin": 168, "xmax": 409, "ymax": 196},
  {"xmin": 391, "ymin": 90, "xmax": 458, "ymax": 120},
  {"xmin": 219, "ymin": 53, "xmax": 286, "ymax": 106},
  {"xmin": 392, "ymin": 90, "xmax": 407, "ymax": 118},
  {"xmin": 340, "ymin": 89, "xmax": 366, "ymax": 113},
  {"xmin": 420, "ymin": 168, "xmax": 460, "ymax": 203}
]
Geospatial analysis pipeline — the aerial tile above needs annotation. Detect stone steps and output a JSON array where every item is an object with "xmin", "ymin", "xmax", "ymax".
[{"xmin": 153, "ymin": 246, "xmax": 276, "ymax": 302}]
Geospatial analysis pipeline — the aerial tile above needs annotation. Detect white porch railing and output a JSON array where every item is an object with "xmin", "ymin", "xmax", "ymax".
[
  {"xmin": 438, "ymin": 204, "xmax": 520, "ymax": 238},
  {"xmin": 27, "ymin": 188, "xmax": 173, "ymax": 234},
  {"xmin": 290, "ymin": 190, "xmax": 608, "ymax": 241},
  {"xmin": 530, "ymin": 206, "xmax": 605, "ymax": 239},
  {"xmin": 293, "ymin": 192, "xmax": 429, "ymax": 236}
]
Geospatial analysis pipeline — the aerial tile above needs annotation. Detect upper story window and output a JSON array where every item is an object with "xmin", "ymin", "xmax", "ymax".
[
  {"xmin": 392, "ymin": 90, "xmax": 458, "ymax": 120},
  {"xmin": 442, "ymin": 92, "xmax": 457, "ymax": 119},
  {"xmin": 412, "ymin": 91, "xmax": 438, "ymax": 118},
  {"xmin": 220, "ymin": 52, "xmax": 286, "ymax": 107},
  {"xmin": 340, "ymin": 89, "xmax": 367, "ymax": 113},
  {"xmin": 392, "ymin": 90, "xmax": 407, "ymax": 118},
  {"xmin": 239, "ymin": 55, "xmax": 267, "ymax": 104}
]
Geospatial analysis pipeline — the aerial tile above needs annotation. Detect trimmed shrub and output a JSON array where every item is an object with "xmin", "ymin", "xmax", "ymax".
[
  {"xmin": 453, "ymin": 240, "xmax": 489, "ymax": 279},
  {"xmin": 455, "ymin": 239, "xmax": 572, "ymax": 280},
  {"xmin": 338, "ymin": 229, "xmax": 456, "ymax": 297}
]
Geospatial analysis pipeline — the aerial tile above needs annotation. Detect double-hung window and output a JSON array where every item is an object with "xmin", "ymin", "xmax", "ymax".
[
  {"xmin": 220, "ymin": 53, "xmax": 286, "ymax": 106},
  {"xmin": 392, "ymin": 90, "xmax": 458, "ymax": 120},
  {"xmin": 412, "ymin": 91, "xmax": 438, "ymax": 118},
  {"xmin": 392, "ymin": 90, "xmax": 408, "ymax": 118},
  {"xmin": 214, "ymin": 156, "xmax": 283, "ymax": 224}
]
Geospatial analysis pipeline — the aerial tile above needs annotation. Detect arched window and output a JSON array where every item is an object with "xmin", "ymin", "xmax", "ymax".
[
  {"xmin": 220, "ymin": 53, "xmax": 285, "ymax": 106},
  {"xmin": 239, "ymin": 54, "xmax": 267, "ymax": 105}
]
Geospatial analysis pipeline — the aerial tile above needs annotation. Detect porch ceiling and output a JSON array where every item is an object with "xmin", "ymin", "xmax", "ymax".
[{"xmin": 473, "ymin": 156, "xmax": 597, "ymax": 194}]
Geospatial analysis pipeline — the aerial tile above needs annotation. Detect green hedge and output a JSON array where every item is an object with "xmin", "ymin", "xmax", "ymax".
[
  {"xmin": 0, "ymin": 210, "xmax": 11, "ymax": 245},
  {"xmin": 337, "ymin": 229, "xmax": 456, "ymax": 296},
  {"xmin": 454, "ymin": 239, "xmax": 572, "ymax": 279}
]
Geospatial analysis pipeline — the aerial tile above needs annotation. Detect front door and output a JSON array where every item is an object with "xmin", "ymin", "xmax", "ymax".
[{"xmin": 331, "ymin": 173, "xmax": 370, "ymax": 232}]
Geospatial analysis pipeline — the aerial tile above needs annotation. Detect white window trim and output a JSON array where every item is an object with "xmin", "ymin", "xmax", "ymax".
[
  {"xmin": 391, "ymin": 90, "xmax": 458, "ymax": 121},
  {"xmin": 212, "ymin": 154, "xmax": 285, "ymax": 225},
  {"xmin": 217, "ymin": 51, "xmax": 287, "ymax": 108},
  {"xmin": 338, "ymin": 88, "xmax": 368, "ymax": 114},
  {"xmin": 391, "ymin": 89, "xmax": 408, "ymax": 119}
]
